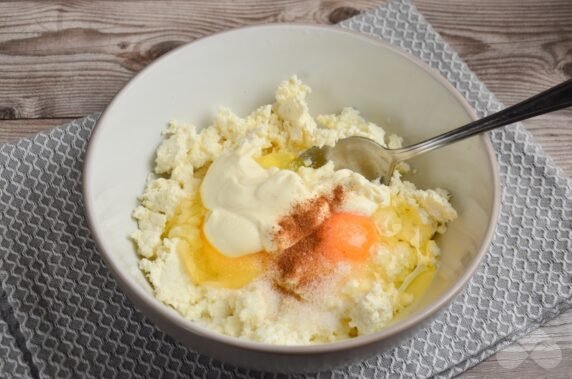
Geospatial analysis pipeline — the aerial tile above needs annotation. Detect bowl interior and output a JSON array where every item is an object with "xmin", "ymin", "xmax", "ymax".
[{"xmin": 84, "ymin": 24, "xmax": 497, "ymax": 348}]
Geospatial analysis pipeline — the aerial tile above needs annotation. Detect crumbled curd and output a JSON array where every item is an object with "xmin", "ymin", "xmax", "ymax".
[{"xmin": 131, "ymin": 76, "xmax": 457, "ymax": 345}]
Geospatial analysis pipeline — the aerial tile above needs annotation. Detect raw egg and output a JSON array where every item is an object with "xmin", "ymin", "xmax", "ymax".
[
  {"xmin": 167, "ymin": 195, "xmax": 269, "ymax": 289},
  {"xmin": 318, "ymin": 212, "xmax": 379, "ymax": 263},
  {"xmin": 180, "ymin": 236, "xmax": 269, "ymax": 289},
  {"xmin": 256, "ymin": 150, "xmax": 301, "ymax": 170}
]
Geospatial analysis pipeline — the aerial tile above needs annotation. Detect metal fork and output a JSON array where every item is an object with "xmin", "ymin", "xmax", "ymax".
[{"xmin": 300, "ymin": 79, "xmax": 572, "ymax": 184}]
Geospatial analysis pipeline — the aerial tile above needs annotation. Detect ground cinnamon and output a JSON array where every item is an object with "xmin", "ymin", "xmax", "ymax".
[
  {"xmin": 273, "ymin": 186, "xmax": 346, "ymax": 292},
  {"xmin": 273, "ymin": 196, "xmax": 329, "ymax": 251}
]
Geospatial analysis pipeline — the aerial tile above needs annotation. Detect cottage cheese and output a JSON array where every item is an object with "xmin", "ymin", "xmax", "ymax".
[{"xmin": 131, "ymin": 76, "xmax": 457, "ymax": 345}]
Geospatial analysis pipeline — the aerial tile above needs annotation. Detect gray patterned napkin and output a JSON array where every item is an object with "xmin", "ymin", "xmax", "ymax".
[{"xmin": 1, "ymin": 0, "xmax": 571, "ymax": 377}]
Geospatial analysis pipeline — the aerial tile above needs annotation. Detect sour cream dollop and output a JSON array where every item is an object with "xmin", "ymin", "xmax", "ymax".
[{"xmin": 200, "ymin": 152, "xmax": 309, "ymax": 257}]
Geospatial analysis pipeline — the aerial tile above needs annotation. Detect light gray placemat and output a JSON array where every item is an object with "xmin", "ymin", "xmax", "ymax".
[{"xmin": 1, "ymin": 0, "xmax": 571, "ymax": 377}]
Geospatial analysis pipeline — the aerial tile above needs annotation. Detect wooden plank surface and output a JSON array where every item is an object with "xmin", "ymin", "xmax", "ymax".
[
  {"xmin": 0, "ymin": 0, "xmax": 376, "ymax": 119},
  {"xmin": 416, "ymin": 0, "xmax": 572, "ymax": 177},
  {"xmin": 0, "ymin": 118, "xmax": 73, "ymax": 141},
  {"xmin": 461, "ymin": 310, "xmax": 572, "ymax": 378},
  {"xmin": 1, "ymin": 0, "xmax": 571, "ymax": 377}
]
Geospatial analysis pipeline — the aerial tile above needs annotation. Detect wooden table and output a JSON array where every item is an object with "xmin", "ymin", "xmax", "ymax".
[{"xmin": 1, "ymin": 0, "xmax": 570, "ymax": 377}]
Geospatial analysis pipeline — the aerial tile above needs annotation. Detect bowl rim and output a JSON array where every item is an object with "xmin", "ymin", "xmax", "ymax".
[{"xmin": 83, "ymin": 23, "xmax": 501, "ymax": 355}]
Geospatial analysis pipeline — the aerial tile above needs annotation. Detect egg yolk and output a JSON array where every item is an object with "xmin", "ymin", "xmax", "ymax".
[
  {"xmin": 180, "ymin": 236, "xmax": 269, "ymax": 289},
  {"xmin": 256, "ymin": 150, "xmax": 302, "ymax": 170},
  {"xmin": 318, "ymin": 212, "xmax": 379, "ymax": 263},
  {"xmin": 167, "ymin": 196, "xmax": 269, "ymax": 289}
]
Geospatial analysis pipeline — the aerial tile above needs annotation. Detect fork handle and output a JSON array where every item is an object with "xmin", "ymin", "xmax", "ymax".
[{"xmin": 396, "ymin": 79, "xmax": 572, "ymax": 160}]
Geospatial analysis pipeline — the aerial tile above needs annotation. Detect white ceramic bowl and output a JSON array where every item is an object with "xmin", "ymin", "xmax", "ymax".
[{"xmin": 83, "ymin": 24, "xmax": 500, "ymax": 373}]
